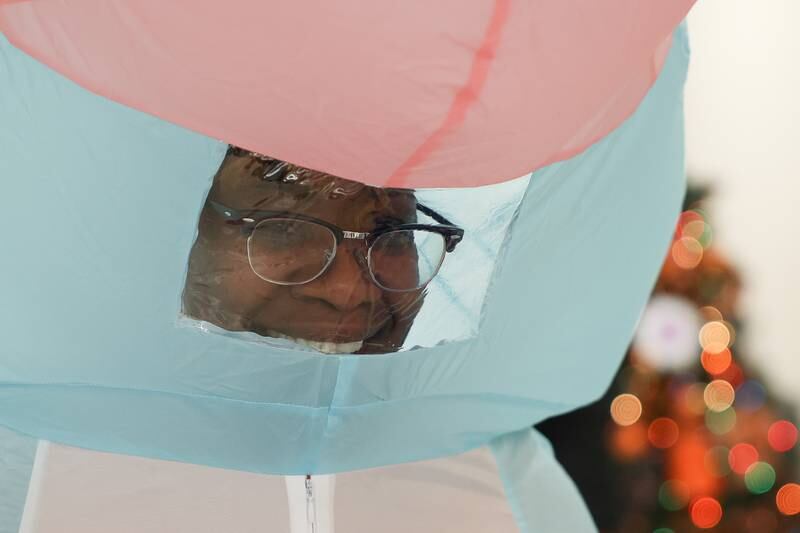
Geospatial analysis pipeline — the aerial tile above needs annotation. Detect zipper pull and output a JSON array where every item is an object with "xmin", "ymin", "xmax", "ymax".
[{"xmin": 305, "ymin": 474, "xmax": 317, "ymax": 533}]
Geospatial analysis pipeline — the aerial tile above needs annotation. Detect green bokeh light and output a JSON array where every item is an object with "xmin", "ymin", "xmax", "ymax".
[
  {"xmin": 705, "ymin": 445, "xmax": 731, "ymax": 477},
  {"xmin": 744, "ymin": 462, "xmax": 776, "ymax": 494},
  {"xmin": 706, "ymin": 407, "xmax": 737, "ymax": 435},
  {"xmin": 653, "ymin": 528, "xmax": 674, "ymax": 533},
  {"xmin": 690, "ymin": 207, "xmax": 708, "ymax": 221},
  {"xmin": 658, "ymin": 481, "xmax": 689, "ymax": 511},
  {"xmin": 698, "ymin": 222, "xmax": 713, "ymax": 248}
]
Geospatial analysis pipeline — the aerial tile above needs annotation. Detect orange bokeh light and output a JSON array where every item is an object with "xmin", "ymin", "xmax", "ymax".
[
  {"xmin": 672, "ymin": 237, "xmax": 704, "ymax": 269},
  {"xmin": 728, "ymin": 443, "xmax": 759, "ymax": 475},
  {"xmin": 682, "ymin": 219, "xmax": 706, "ymax": 240},
  {"xmin": 648, "ymin": 418, "xmax": 680, "ymax": 449},
  {"xmin": 610, "ymin": 422, "xmax": 649, "ymax": 461},
  {"xmin": 699, "ymin": 321, "xmax": 730, "ymax": 354},
  {"xmin": 776, "ymin": 483, "xmax": 800, "ymax": 516},
  {"xmin": 610, "ymin": 394, "xmax": 643, "ymax": 426},
  {"xmin": 691, "ymin": 497, "xmax": 723, "ymax": 529},
  {"xmin": 703, "ymin": 380, "xmax": 735, "ymax": 412},
  {"xmin": 700, "ymin": 347, "xmax": 732, "ymax": 375}
]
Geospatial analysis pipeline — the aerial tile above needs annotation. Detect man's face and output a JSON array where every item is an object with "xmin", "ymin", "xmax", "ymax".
[{"xmin": 183, "ymin": 150, "xmax": 425, "ymax": 354}]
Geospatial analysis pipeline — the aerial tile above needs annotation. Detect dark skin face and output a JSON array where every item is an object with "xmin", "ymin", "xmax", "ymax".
[{"xmin": 183, "ymin": 150, "xmax": 425, "ymax": 354}]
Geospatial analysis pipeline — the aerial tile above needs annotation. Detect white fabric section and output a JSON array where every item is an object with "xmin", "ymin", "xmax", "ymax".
[
  {"xmin": 490, "ymin": 428, "xmax": 597, "ymax": 533},
  {"xmin": 19, "ymin": 441, "xmax": 516, "ymax": 532},
  {"xmin": 19, "ymin": 441, "xmax": 291, "ymax": 532},
  {"xmin": 17, "ymin": 441, "xmax": 49, "ymax": 533},
  {"xmin": 334, "ymin": 445, "xmax": 517, "ymax": 532}
]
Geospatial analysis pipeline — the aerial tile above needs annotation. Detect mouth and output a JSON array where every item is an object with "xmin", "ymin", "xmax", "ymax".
[{"xmin": 265, "ymin": 329, "xmax": 364, "ymax": 354}]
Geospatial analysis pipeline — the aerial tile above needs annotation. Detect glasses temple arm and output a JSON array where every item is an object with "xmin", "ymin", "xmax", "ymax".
[{"xmin": 416, "ymin": 203, "xmax": 458, "ymax": 227}]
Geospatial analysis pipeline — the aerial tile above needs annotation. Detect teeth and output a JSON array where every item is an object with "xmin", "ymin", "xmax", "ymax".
[{"xmin": 266, "ymin": 330, "xmax": 363, "ymax": 354}]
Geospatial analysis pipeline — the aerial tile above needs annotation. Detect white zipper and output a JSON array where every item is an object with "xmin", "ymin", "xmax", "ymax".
[
  {"xmin": 305, "ymin": 474, "xmax": 317, "ymax": 533},
  {"xmin": 286, "ymin": 473, "xmax": 334, "ymax": 533}
]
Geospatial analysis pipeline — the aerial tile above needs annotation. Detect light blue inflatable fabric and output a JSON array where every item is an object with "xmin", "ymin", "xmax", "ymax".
[
  {"xmin": 0, "ymin": 24, "xmax": 688, "ymax": 482},
  {"xmin": 491, "ymin": 428, "xmax": 596, "ymax": 532},
  {"xmin": 0, "ymin": 427, "xmax": 36, "ymax": 533}
]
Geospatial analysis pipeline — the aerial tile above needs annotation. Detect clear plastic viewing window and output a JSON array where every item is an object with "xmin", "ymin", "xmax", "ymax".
[{"xmin": 181, "ymin": 146, "xmax": 528, "ymax": 355}]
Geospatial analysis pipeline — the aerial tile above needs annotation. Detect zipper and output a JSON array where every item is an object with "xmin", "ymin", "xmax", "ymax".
[{"xmin": 305, "ymin": 474, "xmax": 317, "ymax": 533}]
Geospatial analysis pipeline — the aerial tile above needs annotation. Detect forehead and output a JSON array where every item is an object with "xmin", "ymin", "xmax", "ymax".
[{"xmin": 210, "ymin": 152, "xmax": 417, "ymax": 218}]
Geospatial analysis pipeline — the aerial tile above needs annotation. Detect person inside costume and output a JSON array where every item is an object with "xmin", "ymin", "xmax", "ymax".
[{"xmin": 182, "ymin": 145, "xmax": 464, "ymax": 355}]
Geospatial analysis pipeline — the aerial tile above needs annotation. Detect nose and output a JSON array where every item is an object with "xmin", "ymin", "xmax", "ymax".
[{"xmin": 292, "ymin": 241, "xmax": 382, "ymax": 312}]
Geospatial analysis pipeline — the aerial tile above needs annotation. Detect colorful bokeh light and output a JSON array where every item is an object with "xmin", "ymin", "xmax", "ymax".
[
  {"xmin": 767, "ymin": 420, "xmax": 798, "ymax": 452},
  {"xmin": 705, "ymin": 407, "xmax": 737, "ymax": 435},
  {"xmin": 717, "ymin": 361, "xmax": 745, "ymax": 389},
  {"xmin": 680, "ymin": 211, "xmax": 713, "ymax": 248},
  {"xmin": 677, "ymin": 210, "xmax": 713, "ymax": 249},
  {"xmin": 682, "ymin": 219, "xmax": 705, "ymax": 240},
  {"xmin": 648, "ymin": 418, "xmax": 680, "ymax": 449},
  {"xmin": 632, "ymin": 294, "xmax": 703, "ymax": 371},
  {"xmin": 610, "ymin": 393, "xmax": 643, "ymax": 426},
  {"xmin": 698, "ymin": 306, "xmax": 723, "ymax": 322},
  {"xmin": 776, "ymin": 483, "xmax": 800, "ymax": 516},
  {"xmin": 728, "ymin": 443, "xmax": 759, "ymax": 475},
  {"xmin": 683, "ymin": 383, "xmax": 708, "ymax": 416},
  {"xmin": 700, "ymin": 347, "xmax": 732, "ymax": 375},
  {"xmin": 704, "ymin": 446, "xmax": 731, "ymax": 477},
  {"xmin": 690, "ymin": 497, "xmax": 723, "ymax": 529},
  {"xmin": 698, "ymin": 321, "xmax": 731, "ymax": 354},
  {"xmin": 658, "ymin": 480, "xmax": 690, "ymax": 511},
  {"xmin": 703, "ymin": 380, "xmax": 735, "ymax": 412},
  {"xmin": 610, "ymin": 422, "xmax": 649, "ymax": 461},
  {"xmin": 678, "ymin": 209, "xmax": 703, "ymax": 228},
  {"xmin": 735, "ymin": 380, "xmax": 767, "ymax": 412},
  {"xmin": 744, "ymin": 462, "xmax": 776, "ymax": 494},
  {"xmin": 672, "ymin": 237, "xmax": 704, "ymax": 269}
]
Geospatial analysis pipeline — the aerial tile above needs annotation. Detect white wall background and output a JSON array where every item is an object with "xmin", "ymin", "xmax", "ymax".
[{"xmin": 685, "ymin": 1, "xmax": 800, "ymax": 413}]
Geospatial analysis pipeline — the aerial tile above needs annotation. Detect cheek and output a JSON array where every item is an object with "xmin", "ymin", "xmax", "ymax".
[
  {"xmin": 206, "ymin": 241, "xmax": 281, "ymax": 312},
  {"xmin": 383, "ymin": 289, "xmax": 425, "ymax": 319}
]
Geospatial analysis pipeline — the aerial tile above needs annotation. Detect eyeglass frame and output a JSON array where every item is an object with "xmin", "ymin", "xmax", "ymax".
[{"xmin": 207, "ymin": 200, "xmax": 465, "ymax": 291}]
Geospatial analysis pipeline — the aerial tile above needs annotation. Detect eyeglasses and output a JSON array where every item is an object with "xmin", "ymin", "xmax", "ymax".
[{"xmin": 208, "ymin": 200, "xmax": 464, "ymax": 292}]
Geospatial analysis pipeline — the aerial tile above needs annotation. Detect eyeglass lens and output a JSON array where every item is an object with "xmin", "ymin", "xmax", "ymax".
[
  {"xmin": 368, "ymin": 230, "xmax": 445, "ymax": 291},
  {"xmin": 247, "ymin": 220, "xmax": 446, "ymax": 291},
  {"xmin": 247, "ymin": 218, "xmax": 337, "ymax": 285}
]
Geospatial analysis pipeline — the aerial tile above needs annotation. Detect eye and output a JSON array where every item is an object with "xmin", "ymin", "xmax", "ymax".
[{"xmin": 256, "ymin": 219, "xmax": 313, "ymax": 248}]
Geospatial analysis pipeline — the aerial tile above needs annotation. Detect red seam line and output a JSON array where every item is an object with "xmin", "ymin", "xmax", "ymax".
[{"xmin": 385, "ymin": 0, "xmax": 512, "ymax": 188}]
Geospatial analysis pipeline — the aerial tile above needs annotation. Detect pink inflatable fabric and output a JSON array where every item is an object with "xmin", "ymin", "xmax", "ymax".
[{"xmin": 0, "ymin": 0, "xmax": 694, "ymax": 188}]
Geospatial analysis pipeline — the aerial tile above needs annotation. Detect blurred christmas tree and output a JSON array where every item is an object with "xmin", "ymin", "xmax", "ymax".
[{"xmin": 538, "ymin": 184, "xmax": 800, "ymax": 532}]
